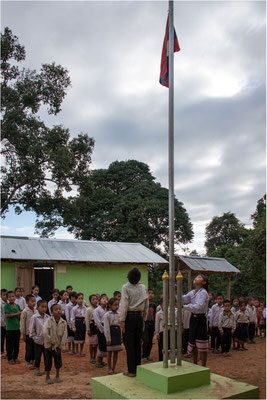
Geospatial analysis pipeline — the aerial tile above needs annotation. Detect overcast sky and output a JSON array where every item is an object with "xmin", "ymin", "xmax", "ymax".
[{"xmin": 1, "ymin": 0, "xmax": 266, "ymax": 254}]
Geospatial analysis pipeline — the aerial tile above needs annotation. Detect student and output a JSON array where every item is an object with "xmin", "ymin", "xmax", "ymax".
[
  {"xmin": 66, "ymin": 286, "xmax": 73, "ymax": 297},
  {"xmin": 218, "ymin": 299, "xmax": 235, "ymax": 357},
  {"xmin": 48, "ymin": 289, "xmax": 59, "ymax": 315},
  {"xmin": 20, "ymin": 294, "xmax": 36, "ymax": 369},
  {"xmin": 231, "ymin": 298, "xmax": 239, "ymax": 349},
  {"xmin": 155, "ymin": 298, "xmax": 164, "ymax": 361},
  {"xmin": 95, "ymin": 294, "xmax": 100, "ymax": 304},
  {"xmin": 65, "ymin": 291, "xmax": 77, "ymax": 354},
  {"xmin": 85, "ymin": 294, "xmax": 99, "ymax": 364},
  {"xmin": 58, "ymin": 290, "xmax": 69, "ymax": 319},
  {"xmin": 255, "ymin": 299, "xmax": 261, "ymax": 337},
  {"xmin": 259, "ymin": 301, "xmax": 266, "ymax": 338},
  {"xmin": 120, "ymin": 267, "xmax": 149, "ymax": 377},
  {"xmin": 104, "ymin": 297, "xmax": 122, "ymax": 374},
  {"xmin": 210, "ymin": 293, "xmax": 224, "ymax": 354},
  {"xmin": 4, "ymin": 291, "xmax": 21, "ymax": 365},
  {"xmin": 234, "ymin": 300, "xmax": 250, "ymax": 350},
  {"xmin": 182, "ymin": 308, "xmax": 191, "ymax": 356},
  {"xmin": 1, "ymin": 289, "xmax": 7, "ymax": 358},
  {"xmin": 70, "ymin": 292, "xmax": 87, "ymax": 357},
  {"xmin": 247, "ymin": 297, "xmax": 257, "ymax": 344},
  {"xmin": 182, "ymin": 274, "xmax": 209, "ymax": 367},
  {"xmin": 31, "ymin": 286, "xmax": 42, "ymax": 309},
  {"xmin": 14, "ymin": 287, "xmax": 26, "ymax": 310},
  {"xmin": 113, "ymin": 291, "xmax": 121, "ymax": 311},
  {"xmin": 29, "ymin": 299, "xmax": 49, "ymax": 375},
  {"xmin": 156, "ymin": 294, "xmax": 164, "ymax": 313},
  {"xmin": 208, "ymin": 292, "xmax": 215, "ymax": 308},
  {"xmin": 20, "ymin": 287, "xmax": 25, "ymax": 300},
  {"xmin": 93, "ymin": 294, "xmax": 108, "ymax": 368},
  {"xmin": 43, "ymin": 303, "xmax": 67, "ymax": 384},
  {"xmin": 142, "ymin": 289, "xmax": 157, "ymax": 361}
]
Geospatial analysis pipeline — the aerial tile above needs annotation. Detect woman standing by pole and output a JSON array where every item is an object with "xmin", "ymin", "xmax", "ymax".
[{"xmin": 182, "ymin": 274, "xmax": 209, "ymax": 367}]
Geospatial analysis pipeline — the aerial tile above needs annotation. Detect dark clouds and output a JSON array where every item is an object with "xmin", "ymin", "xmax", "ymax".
[{"xmin": 2, "ymin": 1, "xmax": 265, "ymax": 253}]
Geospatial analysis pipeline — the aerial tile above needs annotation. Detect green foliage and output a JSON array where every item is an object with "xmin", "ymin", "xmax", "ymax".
[{"xmin": 1, "ymin": 27, "xmax": 94, "ymax": 219}]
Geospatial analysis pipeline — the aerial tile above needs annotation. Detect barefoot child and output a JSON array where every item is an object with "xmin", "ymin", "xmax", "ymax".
[
  {"xmin": 104, "ymin": 298, "xmax": 122, "ymax": 374},
  {"xmin": 218, "ymin": 299, "xmax": 235, "ymax": 357},
  {"xmin": 85, "ymin": 294, "xmax": 98, "ymax": 364},
  {"xmin": 29, "ymin": 300, "xmax": 49, "ymax": 375},
  {"xmin": 93, "ymin": 294, "xmax": 108, "ymax": 368},
  {"xmin": 65, "ymin": 291, "xmax": 77, "ymax": 354},
  {"xmin": 1, "ymin": 289, "xmax": 7, "ymax": 358},
  {"xmin": 4, "ymin": 291, "xmax": 22, "ymax": 365},
  {"xmin": 234, "ymin": 300, "xmax": 249, "ymax": 351},
  {"xmin": 20, "ymin": 294, "xmax": 36, "ymax": 369},
  {"xmin": 43, "ymin": 303, "xmax": 67, "ymax": 384},
  {"xmin": 70, "ymin": 292, "xmax": 87, "ymax": 356}
]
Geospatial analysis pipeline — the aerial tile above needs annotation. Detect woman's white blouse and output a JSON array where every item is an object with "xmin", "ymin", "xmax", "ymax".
[{"xmin": 182, "ymin": 288, "xmax": 209, "ymax": 314}]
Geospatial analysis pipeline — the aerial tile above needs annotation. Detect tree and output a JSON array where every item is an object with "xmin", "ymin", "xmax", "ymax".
[
  {"xmin": 204, "ymin": 212, "xmax": 248, "ymax": 256},
  {"xmin": 1, "ymin": 27, "xmax": 94, "ymax": 218},
  {"xmin": 36, "ymin": 160, "xmax": 194, "ymax": 256}
]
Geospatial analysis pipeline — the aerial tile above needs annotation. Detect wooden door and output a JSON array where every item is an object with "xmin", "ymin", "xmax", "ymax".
[{"xmin": 16, "ymin": 266, "xmax": 34, "ymax": 295}]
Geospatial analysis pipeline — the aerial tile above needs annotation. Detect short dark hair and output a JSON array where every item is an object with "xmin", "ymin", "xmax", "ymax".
[
  {"xmin": 1, "ymin": 289, "xmax": 7, "ymax": 294},
  {"xmin": 148, "ymin": 289, "xmax": 154, "ymax": 293},
  {"xmin": 7, "ymin": 291, "xmax": 15, "ymax": 297},
  {"xmin": 25, "ymin": 294, "xmax": 35, "ymax": 302},
  {"xmin": 247, "ymin": 297, "xmax": 254, "ymax": 302},
  {"xmin": 223, "ymin": 299, "xmax": 231, "ymax": 305},
  {"xmin": 51, "ymin": 303, "xmax": 61, "ymax": 313},
  {"xmin": 198, "ymin": 274, "xmax": 209, "ymax": 292},
  {"xmin": 66, "ymin": 285, "xmax": 73, "ymax": 290},
  {"xmin": 216, "ymin": 293, "xmax": 224, "ymax": 299},
  {"xmin": 231, "ymin": 297, "xmax": 239, "ymax": 303},
  {"xmin": 127, "ymin": 268, "xmax": 141, "ymax": 285},
  {"xmin": 52, "ymin": 289, "xmax": 59, "ymax": 295},
  {"xmin": 59, "ymin": 290, "xmax": 67, "ymax": 297},
  {"xmin": 89, "ymin": 294, "xmax": 97, "ymax": 303},
  {"xmin": 14, "ymin": 287, "xmax": 20, "ymax": 292},
  {"xmin": 113, "ymin": 291, "xmax": 121, "ymax": 297},
  {"xmin": 32, "ymin": 285, "xmax": 39, "ymax": 290},
  {"xmin": 239, "ymin": 300, "xmax": 247, "ymax": 307},
  {"xmin": 101, "ymin": 293, "xmax": 107, "ymax": 297},
  {"xmin": 75, "ymin": 292, "xmax": 84, "ymax": 299},
  {"xmin": 69, "ymin": 291, "xmax": 77, "ymax": 299},
  {"xmin": 108, "ymin": 297, "xmax": 119, "ymax": 308},
  {"xmin": 37, "ymin": 299, "xmax": 47, "ymax": 307}
]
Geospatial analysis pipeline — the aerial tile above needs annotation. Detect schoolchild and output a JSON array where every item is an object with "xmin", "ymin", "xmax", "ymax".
[
  {"xmin": 20, "ymin": 294, "xmax": 36, "ymax": 369},
  {"xmin": 210, "ymin": 293, "xmax": 224, "ymax": 354},
  {"xmin": 65, "ymin": 291, "xmax": 77, "ymax": 354},
  {"xmin": 70, "ymin": 292, "xmax": 87, "ymax": 356},
  {"xmin": 120, "ymin": 267, "xmax": 149, "ymax": 377},
  {"xmin": 4, "ymin": 291, "xmax": 21, "ymax": 365},
  {"xmin": 155, "ymin": 298, "xmax": 164, "ymax": 361},
  {"xmin": 156, "ymin": 294, "xmax": 164, "ymax": 313},
  {"xmin": 14, "ymin": 287, "xmax": 26, "ymax": 310},
  {"xmin": 234, "ymin": 300, "xmax": 250, "ymax": 350},
  {"xmin": 247, "ymin": 297, "xmax": 257, "ymax": 344},
  {"xmin": 1, "ymin": 289, "xmax": 7, "ymax": 358},
  {"xmin": 218, "ymin": 299, "xmax": 235, "ymax": 356},
  {"xmin": 104, "ymin": 297, "xmax": 122, "ymax": 374},
  {"xmin": 66, "ymin": 286, "xmax": 73, "ymax": 297},
  {"xmin": 142, "ymin": 289, "xmax": 157, "ymax": 361},
  {"xmin": 93, "ymin": 294, "xmax": 108, "ymax": 368},
  {"xmin": 57, "ymin": 290, "xmax": 69, "ymax": 319},
  {"xmin": 85, "ymin": 294, "xmax": 99, "ymax": 364},
  {"xmin": 31, "ymin": 286, "xmax": 42, "ymax": 309},
  {"xmin": 29, "ymin": 299, "xmax": 49, "ymax": 375},
  {"xmin": 182, "ymin": 308, "xmax": 191, "ymax": 356},
  {"xmin": 48, "ymin": 289, "xmax": 59, "ymax": 315},
  {"xmin": 113, "ymin": 291, "xmax": 121, "ymax": 311},
  {"xmin": 230, "ymin": 298, "xmax": 239, "ymax": 349},
  {"xmin": 43, "ymin": 303, "xmax": 67, "ymax": 384}
]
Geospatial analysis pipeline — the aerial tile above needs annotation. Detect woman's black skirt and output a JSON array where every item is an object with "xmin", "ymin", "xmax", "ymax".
[{"xmin": 74, "ymin": 317, "xmax": 86, "ymax": 343}]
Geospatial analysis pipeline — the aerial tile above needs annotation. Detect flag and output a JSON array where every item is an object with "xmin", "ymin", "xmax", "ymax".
[{"xmin": 159, "ymin": 15, "xmax": 180, "ymax": 88}]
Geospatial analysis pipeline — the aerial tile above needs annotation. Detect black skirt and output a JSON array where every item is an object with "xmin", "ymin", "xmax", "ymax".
[
  {"xmin": 67, "ymin": 325, "xmax": 75, "ymax": 337},
  {"xmin": 188, "ymin": 314, "xmax": 208, "ymax": 344},
  {"xmin": 90, "ymin": 321, "xmax": 97, "ymax": 336},
  {"xmin": 97, "ymin": 329, "xmax": 107, "ymax": 352},
  {"xmin": 235, "ymin": 323, "xmax": 248, "ymax": 341},
  {"xmin": 74, "ymin": 317, "xmax": 86, "ymax": 342},
  {"xmin": 110, "ymin": 325, "xmax": 121, "ymax": 346}
]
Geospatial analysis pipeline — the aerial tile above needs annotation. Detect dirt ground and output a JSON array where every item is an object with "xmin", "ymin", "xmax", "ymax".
[{"xmin": 1, "ymin": 336, "xmax": 266, "ymax": 399}]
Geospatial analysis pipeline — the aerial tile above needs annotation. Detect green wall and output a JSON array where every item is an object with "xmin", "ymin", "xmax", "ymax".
[
  {"xmin": 55, "ymin": 263, "xmax": 148, "ymax": 301},
  {"xmin": 1, "ymin": 261, "xmax": 17, "ymax": 290}
]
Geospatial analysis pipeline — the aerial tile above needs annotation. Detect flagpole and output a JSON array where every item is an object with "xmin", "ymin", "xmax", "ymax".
[{"xmin": 168, "ymin": 0, "xmax": 176, "ymax": 364}]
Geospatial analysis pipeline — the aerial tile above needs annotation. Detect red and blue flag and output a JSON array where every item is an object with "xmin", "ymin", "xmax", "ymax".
[{"xmin": 159, "ymin": 16, "xmax": 180, "ymax": 88}]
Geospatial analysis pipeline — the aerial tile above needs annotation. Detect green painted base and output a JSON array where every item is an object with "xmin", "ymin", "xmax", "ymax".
[
  {"xmin": 92, "ymin": 370, "xmax": 259, "ymax": 399},
  {"xmin": 136, "ymin": 361, "xmax": 210, "ymax": 393}
]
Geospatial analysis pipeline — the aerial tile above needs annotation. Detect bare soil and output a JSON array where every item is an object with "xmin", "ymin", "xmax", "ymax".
[{"xmin": 1, "ymin": 336, "xmax": 265, "ymax": 399}]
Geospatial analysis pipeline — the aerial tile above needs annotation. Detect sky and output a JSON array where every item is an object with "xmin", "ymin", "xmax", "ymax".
[{"xmin": 1, "ymin": 0, "xmax": 266, "ymax": 255}]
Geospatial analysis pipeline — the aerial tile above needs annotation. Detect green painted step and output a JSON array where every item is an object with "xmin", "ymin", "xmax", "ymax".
[{"xmin": 136, "ymin": 360, "xmax": 210, "ymax": 393}]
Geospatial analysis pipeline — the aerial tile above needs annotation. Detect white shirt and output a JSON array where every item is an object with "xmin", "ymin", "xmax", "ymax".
[
  {"xmin": 48, "ymin": 299, "xmax": 58, "ymax": 314},
  {"xmin": 70, "ymin": 304, "xmax": 86, "ymax": 330},
  {"xmin": 1, "ymin": 299, "xmax": 7, "ymax": 327},
  {"xmin": 246, "ymin": 305, "xmax": 257, "ymax": 324},
  {"xmin": 210, "ymin": 303, "xmax": 224, "ymax": 327},
  {"xmin": 57, "ymin": 300, "xmax": 67, "ymax": 316},
  {"xmin": 29, "ymin": 311, "xmax": 50, "ymax": 345},
  {"xmin": 15, "ymin": 297, "xmax": 26, "ymax": 310},
  {"xmin": 263, "ymin": 308, "xmax": 266, "ymax": 319},
  {"xmin": 182, "ymin": 308, "xmax": 191, "ymax": 330},
  {"xmin": 120, "ymin": 282, "xmax": 149, "ymax": 322},
  {"xmin": 93, "ymin": 305, "xmax": 107, "ymax": 333},
  {"xmin": 182, "ymin": 288, "xmax": 209, "ymax": 314},
  {"xmin": 65, "ymin": 301, "xmax": 76, "ymax": 327},
  {"xmin": 155, "ymin": 309, "xmax": 164, "ymax": 335},
  {"xmin": 103, "ymin": 311, "xmax": 121, "ymax": 342},
  {"xmin": 33, "ymin": 295, "xmax": 42, "ymax": 309}
]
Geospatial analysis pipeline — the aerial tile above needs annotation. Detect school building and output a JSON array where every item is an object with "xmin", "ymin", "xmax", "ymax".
[{"xmin": 1, "ymin": 236, "xmax": 168, "ymax": 302}]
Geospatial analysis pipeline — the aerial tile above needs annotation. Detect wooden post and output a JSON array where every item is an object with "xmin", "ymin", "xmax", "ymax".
[
  {"xmin": 227, "ymin": 273, "xmax": 231, "ymax": 299},
  {"xmin": 188, "ymin": 269, "xmax": 192, "ymax": 291}
]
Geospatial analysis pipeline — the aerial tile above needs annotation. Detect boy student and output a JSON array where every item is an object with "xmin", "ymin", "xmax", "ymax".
[
  {"xmin": 31, "ymin": 286, "xmax": 42, "ymax": 309},
  {"xmin": 43, "ymin": 303, "xmax": 67, "ymax": 384},
  {"xmin": 210, "ymin": 294, "xmax": 224, "ymax": 354},
  {"xmin": 1, "ymin": 289, "xmax": 7, "ymax": 358},
  {"xmin": 29, "ymin": 300, "xmax": 49, "ymax": 376},
  {"xmin": 120, "ymin": 267, "xmax": 149, "ymax": 377},
  {"xmin": 155, "ymin": 298, "xmax": 164, "ymax": 361},
  {"xmin": 218, "ymin": 299, "xmax": 235, "ymax": 357},
  {"xmin": 142, "ymin": 289, "xmax": 157, "ymax": 361},
  {"xmin": 85, "ymin": 294, "xmax": 99, "ymax": 364},
  {"xmin": 14, "ymin": 287, "xmax": 26, "ymax": 310},
  {"xmin": 20, "ymin": 294, "xmax": 36, "ymax": 369},
  {"xmin": 4, "ymin": 291, "xmax": 21, "ymax": 364},
  {"xmin": 66, "ymin": 286, "xmax": 73, "ymax": 297},
  {"xmin": 65, "ymin": 291, "xmax": 77, "ymax": 354},
  {"xmin": 247, "ymin": 297, "xmax": 257, "ymax": 344},
  {"xmin": 48, "ymin": 289, "xmax": 59, "ymax": 315}
]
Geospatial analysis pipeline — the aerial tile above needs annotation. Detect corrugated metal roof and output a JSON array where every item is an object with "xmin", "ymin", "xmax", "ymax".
[
  {"xmin": 1, "ymin": 236, "xmax": 168, "ymax": 265},
  {"xmin": 178, "ymin": 255, "xmax": 240, "ymax": 273}
]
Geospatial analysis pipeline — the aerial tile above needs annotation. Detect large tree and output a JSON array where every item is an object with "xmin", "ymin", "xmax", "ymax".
[
  {"xmin": 1, "ymin": 27, "xmax": 94, "ymax": 218},
  {"xmin": 36, "ymin": 160, "xmax": 194, "ymax": 256}
]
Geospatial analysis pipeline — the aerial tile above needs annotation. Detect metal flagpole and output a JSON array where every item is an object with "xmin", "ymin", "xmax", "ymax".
[{"xmin": 168, "ymin": 0, "xmax": 176, "ymax": 364}]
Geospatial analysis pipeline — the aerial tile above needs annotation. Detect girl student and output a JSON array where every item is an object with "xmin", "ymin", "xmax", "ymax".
[
  {"xmin": 70, "ymin": 293, "xmax": 87, "ymax": 357},
  {"xmin": 65, "ymin": 291, "xmax": 77, "ymax": 354},
  {"xmin": 182, "ymin": 274, "xmax": 209, "ymax": 367},
  {"xmin": 234, "ymin": 300, "xmax": 250, "ymax": 351},
  {"xmin": 31, "ymin": 286, "xmax": 42, "ymax": 309},
  {"xmin": 58, "ymin": 290, "xmax": 69, "ymax": 352},
  {"xmin": 93, "ymin": 294, "xmax": 108, "ymax": 368},
  {"xmin": 48, "ymin": 289, "xmax": 59, "ymax": 315},
  {"xmin": 231, "ymin": 298, "xmax": 239, "ymax": 349},
  {"xmin": 85, "ymin": 294, "xmax": 99, "ymax": 364},
  {"xmin": 104, "ymin": 297, "xmax": 122, "ymax": 374}
]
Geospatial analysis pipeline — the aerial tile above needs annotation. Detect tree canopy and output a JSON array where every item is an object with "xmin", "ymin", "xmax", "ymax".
[{"xmin": 1, "ymin": 27, "xmax": 94, "ymax": 218}]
